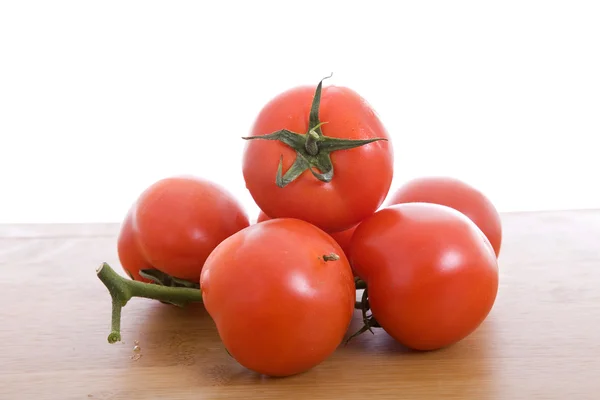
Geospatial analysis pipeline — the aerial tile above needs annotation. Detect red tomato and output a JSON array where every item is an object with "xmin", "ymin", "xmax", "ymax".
[
  {"xmin": 117, "ymin": 176, "xmax": 250, "ymax": 282},
  {"xmin": 350, "ymin": 203, "xmax": 499, "ymax": 351},
  {"xmin": 257, "ymin": 210, "xmax": 357, "ymax": 260},
  {"xmin": 387, "ymin": 176, "xmax": 502, "ymax": 257},
  {"xmin": 242, "ymin": 77, "xmax": 394, "ymax": 233},
  {"xmin": 200, "ymin": 218, "xmax": 355, "ymax": 377}
]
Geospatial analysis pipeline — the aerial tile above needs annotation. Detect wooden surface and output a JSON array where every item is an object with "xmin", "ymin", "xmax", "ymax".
[{"xmin": 1, "ymin": 210, "xmax": 600, "ymax": 400}]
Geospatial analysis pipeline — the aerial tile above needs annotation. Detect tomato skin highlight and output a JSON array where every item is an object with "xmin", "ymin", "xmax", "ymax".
[
  {"xmin": 350, "ymin": 203, "xmax": 499, "ymax": 351},
  {"xmin": 200, "ymin": 218, "xmax": 356, "ymax": 377},
  {"xmin": 117, "ymin": 176, "xmax": 250, "ymax": 282},
  {"xmin": 243, "ymin": 84, "xmax": 394, "ymax": 233},
  {"xmin": 388, "ymin": 176, "xmax": 502, "ymax": 257}
]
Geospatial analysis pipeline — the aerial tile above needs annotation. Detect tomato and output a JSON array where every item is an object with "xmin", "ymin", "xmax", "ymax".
[
  {"xmin": 200, "ymin": 218, "xmax": 356, "ymax": 377},
  {"xmin": 350, "ymin": 203, "xmax": 499, "ymax": 351},
  {"xmin": 387, "ymin": 176, "xmax": 502, "ymax": 257},
  {"xmin": 242, "ymin": 76, "xmax": 394, "ymax": 233},
  {"xmin": 117, "ymin": 176, "xmax": 250, "ymax": 282},
  {"xmin": 256, "ymin": 210, "xmax": 357, "ymax": 262}
]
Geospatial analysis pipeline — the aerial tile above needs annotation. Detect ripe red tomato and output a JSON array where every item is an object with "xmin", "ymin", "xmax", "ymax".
[
  {"xmin": 242, "ymin": 77, "xmax": 394, "ymax": 233},
  {"xmin": 350, "ymin": 203, "xmax": 499, "ymax": 351},
  {"xmin": 257, "ymin": 210, "xmax": 357, "ymax": 261},
  {"xmin": 117, "ymin": 176, "xmax": 250, "ymax": 282},
  {"xmin": 200, "ymin": 218, "xmax": 356, "ymax": 377},
  {"xmin": 387, "ymin": 176, "xmax": 502, "ymax": 257}
]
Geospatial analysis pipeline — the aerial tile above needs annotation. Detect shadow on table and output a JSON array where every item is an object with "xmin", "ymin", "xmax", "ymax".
[
  {"xmin": 241, "ymin": 312, "xmax": 499, "ymax": 399},
  {"xmin": 113, "ymin": 300, "xmax": 499, "ymax": 398}
]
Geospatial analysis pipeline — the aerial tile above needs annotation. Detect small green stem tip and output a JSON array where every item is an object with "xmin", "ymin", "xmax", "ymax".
[
  {"xmin": 96, "ymin": 262, "xmax": 203, "ymax": 344},
  {"xmin": 323, "ymin": 253, "xmax": 340, "ymax": 262}
]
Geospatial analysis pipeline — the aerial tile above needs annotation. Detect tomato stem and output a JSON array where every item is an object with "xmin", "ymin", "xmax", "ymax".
[
  {"xmin": 346, "ymin": 287, "xmax": 381, "ymax": 344},
  {"xmin": 304, "ymin": 129, "xmax": 320, "ymax": 156},
  {"xmin": 109, "ymin": 300, "xmax": 123, "ymax": 344},
  {"xmin": 304, "ymin": 122, "xmax": 328, "ymax": 156},
  {"xmin": 322, "ymin": 252, "xmax": 340, "ymax": 262},
  {"xmin": 242, "ymin": 74, "xmax": 388, "ymax": 188},
  {"xmin": 96, "ymin": 262, "xmax": 203, "ymax": 343}
]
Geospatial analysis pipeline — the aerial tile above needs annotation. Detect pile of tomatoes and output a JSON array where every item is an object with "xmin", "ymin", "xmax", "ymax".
[{"xmin": 112, "ymin": 76, "xmax": 502, "ymax": 378}]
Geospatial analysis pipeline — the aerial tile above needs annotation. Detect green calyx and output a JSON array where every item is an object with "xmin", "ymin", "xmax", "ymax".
[{"xmin": 243, "ymin": 74, "xmax": 388, "ymax": 188}]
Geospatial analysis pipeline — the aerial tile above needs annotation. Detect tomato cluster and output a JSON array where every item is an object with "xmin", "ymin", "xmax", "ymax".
[{"xmin": 109, "ymin": 76, "xmax": 502, "ymax": 378}]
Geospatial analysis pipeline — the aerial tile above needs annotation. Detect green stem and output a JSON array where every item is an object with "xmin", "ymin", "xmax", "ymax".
[
  {"xmin": 304, "ymin": 121, "xmax": 328, "ymax": 156},
  {"xmin": 308, "ymin": 73, "xmax": 332, "ymax": 133},
  {"xmin": 108, "ymin": 300, "xmax": 122, "ymax": 344},
  {"xmin": 304, "ymin": 130, "xmax": 320, "ymax": 156},
  {"xmin": 96, "ymin": 262, "xmax": 203, "ymax": 343}
]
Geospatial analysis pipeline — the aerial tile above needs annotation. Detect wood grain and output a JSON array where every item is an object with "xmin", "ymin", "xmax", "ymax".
[{"xmin": 1, "ymin": 210, "xmax": 599, "ymax": 399}]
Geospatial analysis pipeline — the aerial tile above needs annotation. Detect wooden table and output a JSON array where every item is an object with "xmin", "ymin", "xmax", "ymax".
[{"xmin": 1, "ymin": 210, "xmax": 599, "ymax": 399}]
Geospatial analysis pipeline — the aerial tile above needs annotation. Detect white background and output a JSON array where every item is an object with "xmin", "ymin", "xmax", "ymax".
[{"xmin": 1, "ymin": 0, "xmax": 599, "ymax": 224}]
